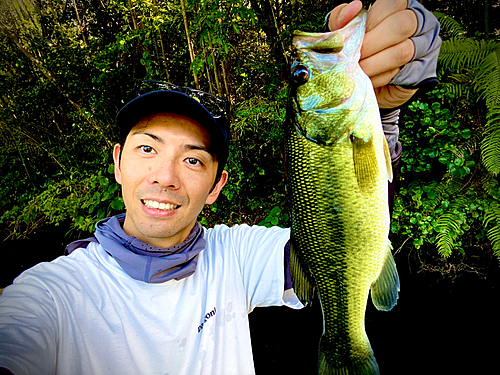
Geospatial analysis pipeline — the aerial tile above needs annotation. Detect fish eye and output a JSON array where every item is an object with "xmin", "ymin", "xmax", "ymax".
[{"xmin": 292, "ymin": 64, "xmax": 310, "ymax": 86}]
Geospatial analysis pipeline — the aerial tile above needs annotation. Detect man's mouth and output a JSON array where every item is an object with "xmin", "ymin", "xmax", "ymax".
[{"xmin": 142, "ymin": 199, "xmax": 180, "ymax": 211}]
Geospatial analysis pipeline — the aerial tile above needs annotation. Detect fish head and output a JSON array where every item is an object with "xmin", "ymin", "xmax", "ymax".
[{"xmin": 289, "ymin": 11, "xmax": 369, "ymax": 146}]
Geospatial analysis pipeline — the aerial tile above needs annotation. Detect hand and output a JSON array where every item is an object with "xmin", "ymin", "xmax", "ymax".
[{"xmin": 328, "ymin": 0, "xmax": 440, "ymax": 109}]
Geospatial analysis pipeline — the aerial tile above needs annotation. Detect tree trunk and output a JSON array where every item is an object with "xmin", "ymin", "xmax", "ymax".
[
  {"xmin": 72, "ymin": 0, "xmax": 88, "ymax": 46},
  {"xmin": 249, "ymin": 0, "xmax": 287, "ymax": 76},
  {"xmin": 221, "ymin": 60, "xmax": 230, "ymax": 100},
  {"xmin": 207, "ymin": 31, "xmax": 222, "ymax": 96},
  {"xmin": 202, "ymin": 39, "xmax": 214, "ymax": 93},
  {"xmin": 152, "ymin": 0, "xmax": 170, "ymax": 81},
  {"xmin": 180, "ymin": 0, "xmax": 199, "ymax": 89}
]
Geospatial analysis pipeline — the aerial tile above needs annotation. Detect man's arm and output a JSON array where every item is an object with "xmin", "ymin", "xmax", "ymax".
[{"xmin": 0, "ymin": 282, "xmax": 58, "ymax": 375}]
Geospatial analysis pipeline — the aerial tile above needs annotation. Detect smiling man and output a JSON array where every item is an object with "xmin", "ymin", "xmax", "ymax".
[
  {"xmin": 0, "ymin": 82, "xmax": 301, "ymax": 375},
  {"xmin": 114, "ymin": 111, "xmax": 228, "ymax": 248},
  {"xmin": 0, "ymin": 1, "xmax": 441, "ymax": 374}
]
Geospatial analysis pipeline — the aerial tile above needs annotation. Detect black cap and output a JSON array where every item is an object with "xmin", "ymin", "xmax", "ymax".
[{"xmin": 115, "ymin": 90, "xmax": 230, "ymax": 167}]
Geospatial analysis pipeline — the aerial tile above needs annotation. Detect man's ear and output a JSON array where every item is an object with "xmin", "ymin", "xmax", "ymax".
[
  {"xmin": 205, "ymin": 170, "xmax": 228, "ymax": 205},
  {"xmin": 113, "ymin": 144, "xmax": 122, "ymax": 185}
]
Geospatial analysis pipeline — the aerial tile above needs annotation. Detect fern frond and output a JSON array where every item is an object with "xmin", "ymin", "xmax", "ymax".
[
  {"xmin": 439, "ymin": 38, "xmax": 496, "ymax": 72},
  {"xmin": 481, "ymin": 126, "xmax": 500, "ymax": 175},
  {"xmin": 484, "ymin": 201, "xmax": 500, "ymax": 258},
  {"xmin": 440, "ymin": 68, "xmax": 475, "ymax": 101},
  {"xmin": 441, "ymin": 38, "xmax": 500, "ymax": 175},
  {"xmin": 440, "ymin": 81, "xmax": 471, "ymax": 100},
  {"xmin": 449, "ymin": 71, "xmax": 475, "ymax": 84},
  {"xmin": 475, "ymin": 45, "xmax": 500, "ymax": 110},
  {"xmin": 434, "ymin": 12, "xmax": 466, "ymax": 39},
  {"xmin": 422, "ymin": 176, "xmax": 468, "ymax": 211},
  {"xmin": 435, "ymin": 197, "xmax": 469, "ymax": 257},
  {"xmin": 436, "ymin": 214, "xmax": 462, "ymax": 257}
]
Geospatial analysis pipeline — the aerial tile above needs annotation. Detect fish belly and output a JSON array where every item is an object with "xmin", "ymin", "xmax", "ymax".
[{"xmin": 286, "ymin": 121, "xmax": 393, "ymax": 374}]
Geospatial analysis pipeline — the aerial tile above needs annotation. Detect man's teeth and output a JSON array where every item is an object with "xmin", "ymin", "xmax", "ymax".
[{"xmin": 143, "ymin": 200, "xmax": 178, "ymax": 210}]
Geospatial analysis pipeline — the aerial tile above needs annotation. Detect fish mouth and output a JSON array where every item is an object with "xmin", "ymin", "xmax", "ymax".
[{"xmin": 141, "ymin": 199, "xmax": 180, "ymax": 211}]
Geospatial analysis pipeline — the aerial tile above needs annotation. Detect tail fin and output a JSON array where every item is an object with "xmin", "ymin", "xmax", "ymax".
[{"xmin": 318, "ymin": 337, "xmax": 380, "ymax": 375}]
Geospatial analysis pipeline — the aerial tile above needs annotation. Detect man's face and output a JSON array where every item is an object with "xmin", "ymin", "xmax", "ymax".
[{"xmin": 113, "ymin": 113, "xmax": 228, "ymax": 248}]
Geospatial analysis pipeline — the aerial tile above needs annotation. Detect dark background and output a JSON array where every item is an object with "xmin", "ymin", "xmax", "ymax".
[{"xmin": 249, "ymin": 250, "xmax": 500, "ymax": 374}]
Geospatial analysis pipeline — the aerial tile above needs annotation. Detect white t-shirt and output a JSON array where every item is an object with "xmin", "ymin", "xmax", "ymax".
[{"xmin": 0, "ymin": 224, "xmax": 301, "ymax": 375}]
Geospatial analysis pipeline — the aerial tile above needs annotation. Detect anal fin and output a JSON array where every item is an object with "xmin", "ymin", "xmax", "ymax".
[{"xmin": 370, "ymin": 240, "xmax": 400, "ymax": 311}]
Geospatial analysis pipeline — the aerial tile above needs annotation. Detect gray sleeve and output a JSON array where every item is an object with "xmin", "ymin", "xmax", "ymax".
[
  {"xmin": 390, "ymin": 0, "xmax": 442, "ymax": 90},
  {"xmin": 381, "ymin": 108, "xmax": 402, "ymax": 164}
]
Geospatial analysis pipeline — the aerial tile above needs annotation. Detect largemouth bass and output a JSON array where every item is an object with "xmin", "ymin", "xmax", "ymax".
[{"xmin": 285, "ymin": 10, "xmax": 400, "ymax": 374}]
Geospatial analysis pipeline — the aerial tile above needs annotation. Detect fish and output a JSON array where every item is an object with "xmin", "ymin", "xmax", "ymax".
[{"xmin": 285, "ymin": 10, "xmax": 400, "ymax": 375}]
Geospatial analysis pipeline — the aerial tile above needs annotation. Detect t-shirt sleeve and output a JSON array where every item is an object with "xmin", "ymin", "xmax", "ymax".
[
  {"xmin": 0, "ymin": 274, "xmax": 58, "ymax": 375},
  {"xmin": 209, "ymin": 224, "xmax": 302, "ymax": 312}
]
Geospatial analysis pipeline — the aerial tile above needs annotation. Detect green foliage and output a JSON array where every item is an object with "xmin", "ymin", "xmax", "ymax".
[
  {"xmin": 389, "ymin": 10, "xmax": 500, "ymax": 265},
  {"xmin": 188, "ymin": 0, "xmax": 256, "ymax": 76},
  {"xmin": 258, "ymin": 206, "xmax": 289, "ymax": 228},
  {"xmin": 1, "ymin": 1, "xmax": 499, "ymax": 275},
  {"xmin": 200, "ymin": 88, "xmax": 288, "ymax": 227},
  {"xmin": 400, "ymin": 95, "xmax": 477, "ymax": 178},
  {"xmin": 483, "ymin": 180, "xmax": 500, "ymax": 258},
  {"xmin": 391, "ymin": 88, "xmax": 498, "ymax": 259},
  {"xmin": 1, "ymin": 0, "xmax": 318, "ymax": 240},
  {"xmin": 392, "ymin": 183, "xmax": 485, "ymax": 256},
  {"xmin": 435, "ymin": 12, "xmax": 500, "ymax": 175},
  {"xmin": 1, "ymin": 165, "xmax": 124, "ymax": 237}
]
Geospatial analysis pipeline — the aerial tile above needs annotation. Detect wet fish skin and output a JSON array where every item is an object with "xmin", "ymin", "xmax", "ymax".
[{"xmin": 286, "ymin": 10, "xmax": 400, "ymax": 375}]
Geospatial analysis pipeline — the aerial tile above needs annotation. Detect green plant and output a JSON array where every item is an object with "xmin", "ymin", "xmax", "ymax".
[
  {"xmin": 1, "ymin": 165, "xmax": 124, "ymax": 237},
  {"xmin": 400, "ymin": 94, "xmax": 477, "ymax": 178},
  {"xmin": 258, "ymin": 206, "xmax": 289, "ymax": 228},
  {"xmin": 435, "ymin": 12, "xmax": 500, "ymax": 175},
  {"xmin": 391, "ymin": 88, "xmax": 495, "ymax": 258}
]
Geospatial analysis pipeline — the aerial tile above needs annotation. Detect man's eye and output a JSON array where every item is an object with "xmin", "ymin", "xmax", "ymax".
[
  {"xmin": 140, "ymin": 145, "xmax": 154, "ymax": 153},
  {"xmin": 187, "ymin": 158, "xmax": 201, "ymax": 165}
]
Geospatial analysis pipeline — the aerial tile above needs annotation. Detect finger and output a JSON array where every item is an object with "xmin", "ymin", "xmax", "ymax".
[
  {"xmin": 328, "ymin": 0, "xmax": 363, "ymax": 31},
  {"xmin": 375, "ymin": 86, "xmax": 418, "ymax": 109},
  {"xmin": 370, "ymin": 68, "xmax": 400, "ymax": 88},
  {"xmin": 359, "ymin": 39, "xmax": 414, "ymax": 78},
  {"xmin": 361, "ymin": 10, "xmax": 417, "ymax": 59},
  {"xmin": 366, "ymin": 0, "xmax": 408, "ymax": 32}
]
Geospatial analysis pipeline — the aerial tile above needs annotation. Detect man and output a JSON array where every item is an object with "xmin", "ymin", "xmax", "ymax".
[{"xmin": 0, "ymin": 0, "xmax": 441, "ymax": 373}]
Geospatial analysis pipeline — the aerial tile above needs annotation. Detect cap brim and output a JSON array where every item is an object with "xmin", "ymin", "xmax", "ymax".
[{"xmin": 115, "ymin": 90, "xmax": 226, "ymax": 147}]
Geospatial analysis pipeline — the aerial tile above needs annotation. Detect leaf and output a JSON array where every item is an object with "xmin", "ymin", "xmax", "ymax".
[
  {"xmin": 110, "ymin": 197, "xmax": 124, "ymax": 211},
  {"xmin": 484, "ymin": 202, "xmax": 500, "ymax": 258},
  {"xmin": 270, "ymin": 206, "xmax": 281, "ymax": 216}
]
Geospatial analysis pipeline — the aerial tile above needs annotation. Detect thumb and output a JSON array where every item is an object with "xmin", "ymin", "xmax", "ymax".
[{"xmin": 328, "ymin": 0, "xmax": 363, "ymax": 31}]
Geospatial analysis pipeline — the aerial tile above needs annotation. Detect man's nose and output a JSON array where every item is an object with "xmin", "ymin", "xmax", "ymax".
[{"xmin": 148, "ymin": 159, "xmax": 181, "ymax": 189}]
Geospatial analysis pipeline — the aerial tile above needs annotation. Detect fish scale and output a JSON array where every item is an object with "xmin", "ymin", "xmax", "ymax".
[{"xmin": 286, "ymin": 10, "xmax": 400, "ymax": 375}]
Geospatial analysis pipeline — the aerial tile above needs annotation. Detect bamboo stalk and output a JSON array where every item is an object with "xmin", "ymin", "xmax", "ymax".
[
  {"xmin": 207, "ymin": 31, "xmax": 222, "ymax": 96},
  {"xmin": 180, "ymin": 0, "xmax": 199, "ymax": 89},
  {"xmin": 72, "ymin": 0, "xmax": 88, "ymax": 47}
]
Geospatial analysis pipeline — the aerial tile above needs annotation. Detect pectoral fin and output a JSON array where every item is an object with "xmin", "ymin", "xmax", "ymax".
[
  {"xmin": 370, "ymin": 240, "xmax": 400, "ymax": 311},
  {"xmin": 352, "ymin": 133, "xmax": 393, "ymax": 193},
  {"xmin": 352, "ymin": 135, "xmax": 378, "ymax": 193}
]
